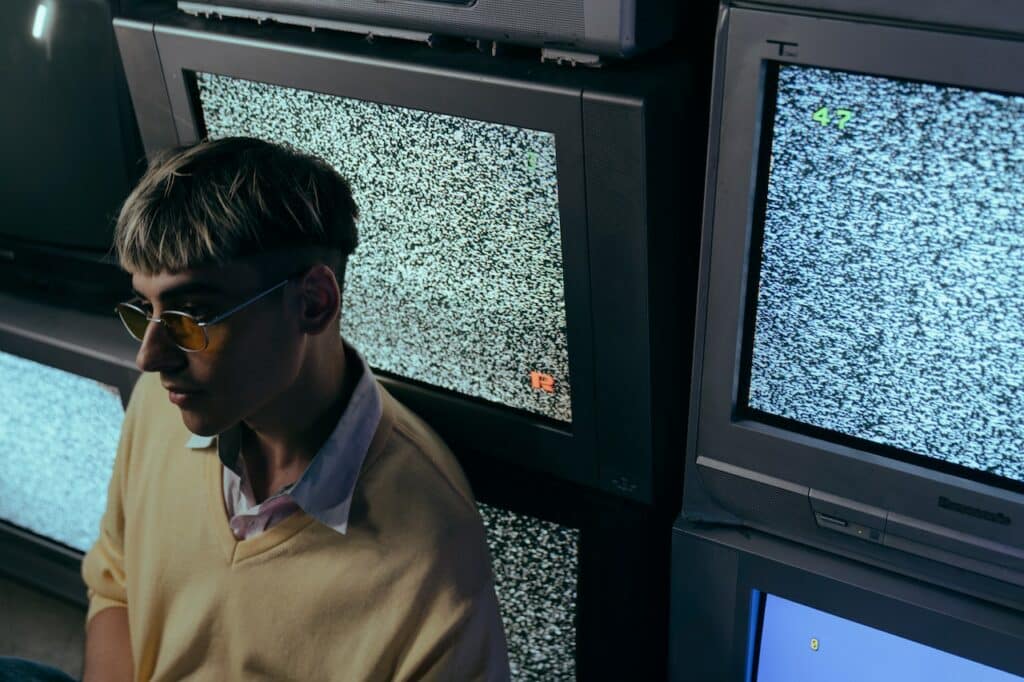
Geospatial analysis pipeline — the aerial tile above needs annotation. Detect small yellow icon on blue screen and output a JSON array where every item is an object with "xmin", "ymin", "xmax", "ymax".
[{"xmin": 810, "ymin": 638, "xmax": 820, "ymax": 652}]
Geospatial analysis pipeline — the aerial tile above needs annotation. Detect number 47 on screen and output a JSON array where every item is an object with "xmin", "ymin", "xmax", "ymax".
[{"xmin": 812, "ymin": 106, "xmax": 853, "ymax": 130}]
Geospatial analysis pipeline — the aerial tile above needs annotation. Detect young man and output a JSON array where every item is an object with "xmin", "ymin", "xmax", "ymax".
[{"xmin": 78, "ymin": 137, "xmax": 509, "ymax": 681}]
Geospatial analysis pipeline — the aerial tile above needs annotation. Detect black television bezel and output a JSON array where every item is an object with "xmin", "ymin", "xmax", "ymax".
[
  {"xmin": 112, "ymin": 13, "xmax": 691, "ymax": 504},
  {"xmin": 0, "ymin": 292, "xmax": 140, "ymax": 606},
  {"xmin": 684, "ymin": 5, "xmax": 1024, "ymax": 596},
  {"xmin": 670, "ymin": 520, "xmax": 1024, "ymax": 681}
]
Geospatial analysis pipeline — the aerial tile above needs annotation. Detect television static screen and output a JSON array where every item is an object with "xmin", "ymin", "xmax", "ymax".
[
  {"xmin": 754, "ymin": 593, "xmax": 1022, "ymax": 681},
  {"xmin": 747, "ymin": 65, "xmax": 1024, "ymax": 484},
  {"xmin": 0, "ymin": 351, "xmax": 123, "ymax": 552},
  {"xmin": 195, "ymin": 72, "xmax": 572, "ymax": 424},
  {"xmin": 478, "ymin": 502, "xmax": 578, "ymax": 681}
]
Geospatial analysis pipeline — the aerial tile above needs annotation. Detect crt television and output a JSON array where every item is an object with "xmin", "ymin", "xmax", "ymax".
[
  {"xmin": 113, "ymin": 11, "xmax": 694, "ymax": 505},
  {"xmin": 683, "ymin": 3, "xmax": 1024, "ymax": 607},
  {"xmin": 0, "ymin": 0, "xmax": 142, "ymax": 304},
  {"xmin": 670, "ymin": 520, "xmax": 1024, "ymax": 681},
  {"xmin": 0, "ymin": 292, "xmax": 139, "ymax": 604}
]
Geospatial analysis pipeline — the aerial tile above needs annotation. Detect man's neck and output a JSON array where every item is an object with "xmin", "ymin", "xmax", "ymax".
[{"xmin": 241, "ymin": 342, "xmax": 358, "ymax": 503}]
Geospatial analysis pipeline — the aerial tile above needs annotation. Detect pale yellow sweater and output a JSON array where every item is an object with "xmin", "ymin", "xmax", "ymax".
[{"xmin": 82, "ymin": 371, "xmax": 509, "ymax": 681}]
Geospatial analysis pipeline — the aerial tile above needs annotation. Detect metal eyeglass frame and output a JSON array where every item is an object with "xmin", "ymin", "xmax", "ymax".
[{"xmin": 116, "ymin": 277, "xmax": 291, "ymax": 352}]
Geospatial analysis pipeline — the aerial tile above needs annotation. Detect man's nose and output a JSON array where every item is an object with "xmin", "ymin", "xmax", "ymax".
[{"xmin": 135, "ymin": 319, "xmax": 187, "ymax": 373}]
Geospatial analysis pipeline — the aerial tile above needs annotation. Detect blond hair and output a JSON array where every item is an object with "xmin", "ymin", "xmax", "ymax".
[{"xmin": 114, "ymin": 137, "xmax": 358, "ymax": 278}]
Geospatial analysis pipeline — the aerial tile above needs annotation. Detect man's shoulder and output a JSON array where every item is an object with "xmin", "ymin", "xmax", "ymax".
[
  {"xmin": 368, "ymin": 386, "xmax": 475, "ymax": 502},
  {"xmin": 349, "ymin": 384, "xmax": 484, "ymax": 547}
]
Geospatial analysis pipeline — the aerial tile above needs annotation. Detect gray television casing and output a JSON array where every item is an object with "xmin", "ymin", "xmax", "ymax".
[
  {"xmin": 173, "ymin": 0, "xmax": 678, "ymax": 58},
  {"xmin": 112, "ymin": 11, "xmax": 694, "ymax": 507},
  {"xmin": 669, "ymin": 520, "xmax": 1024, "ymax": 681},
  {"xmin": 683, "ymin": 3, "xmax": 1024, "ymax": 611}
]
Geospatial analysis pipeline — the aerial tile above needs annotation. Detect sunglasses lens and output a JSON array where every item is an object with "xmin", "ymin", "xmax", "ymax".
[
  {"xmin": 115, "ymin": 305, "xmax": 207, "ymax": 351},
  {"xmin": 115, "ymin": 303, "xmax": 149, "ymax": 341},
  {"xmin": 163, "ymin": 312, "xmax": 207, "ymax": 351}
]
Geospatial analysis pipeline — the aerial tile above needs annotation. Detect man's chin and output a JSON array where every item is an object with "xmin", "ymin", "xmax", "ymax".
[{"xmin": 178, "ymin": 409, "xmax": 228, "ymax": 438}]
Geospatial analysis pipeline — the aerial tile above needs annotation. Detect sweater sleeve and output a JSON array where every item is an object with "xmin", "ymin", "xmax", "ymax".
[
  {"xmin": 81, "ymin": 373, "xmax": 144, "ymax": 625},
  {"xmin": 389, "ymin": 502, "xmax": 511, "ymax": 682},
  {"xmin": 395, "ymin": 575, "xmax": 511, "ymax": 682}
]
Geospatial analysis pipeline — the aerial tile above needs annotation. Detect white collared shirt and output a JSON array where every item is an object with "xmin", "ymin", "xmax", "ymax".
[{"xmin": 186, "ymin": 345, "xmax": 383, "ymax": 540}]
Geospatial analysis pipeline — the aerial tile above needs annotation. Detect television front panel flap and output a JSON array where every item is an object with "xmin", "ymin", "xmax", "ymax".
[
  {"xmin": 114, "ymin": 16, "xmax": 681, "ymax": 503},
  {"xmin": 685, "ymin": 6, "xmax": 1024, "ymax": 596}
]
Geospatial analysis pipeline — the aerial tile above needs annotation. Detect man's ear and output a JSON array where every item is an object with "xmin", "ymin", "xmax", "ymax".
[{"xmin": 295, "ymin": 264, "xmax": 340, "ymax": 336}]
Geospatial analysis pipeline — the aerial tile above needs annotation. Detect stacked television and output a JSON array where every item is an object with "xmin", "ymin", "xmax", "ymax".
[
  {"xmin": 115, "ymin": 8, "xmax": 689, "ymax": 508},
  {"xmin": 121, "ymin": 7, "xmax": 693, "ymax": 677},
  {"xmin": 673, "ymin": 1, "xmax": 1024, "ymax": 679}
]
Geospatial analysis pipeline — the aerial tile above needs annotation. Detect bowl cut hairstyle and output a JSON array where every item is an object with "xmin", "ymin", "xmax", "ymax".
[{"xmin": 114, "ymin": 137, "xmax": 359, "ymax": 282}]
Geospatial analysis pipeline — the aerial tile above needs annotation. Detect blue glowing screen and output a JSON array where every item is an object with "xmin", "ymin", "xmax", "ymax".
[
  {"xmin": 755, "ymin": 593, "xmax": 1022, "ymax": 681},
  {"xmin": 748, "ymin": 65, "xmax": 1024, "ymax": 483},
  {"xmin": 0, "ymin": 351, "xmax": 123, "ymax": 551}
]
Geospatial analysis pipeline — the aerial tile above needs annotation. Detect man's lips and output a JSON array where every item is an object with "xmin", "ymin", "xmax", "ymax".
[
  {"xmin": 163, "ymin": 385, "xmax": 202, "ymax": 393},
  {"xmin": 164, "ymin": 385, "xmax": 203, "ymax": 406}
]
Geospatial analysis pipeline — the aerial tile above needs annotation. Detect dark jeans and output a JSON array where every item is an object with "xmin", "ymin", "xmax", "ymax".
[{"xmin": 0, "ymin": 658, "xmax": 76, "ymax": 682}]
